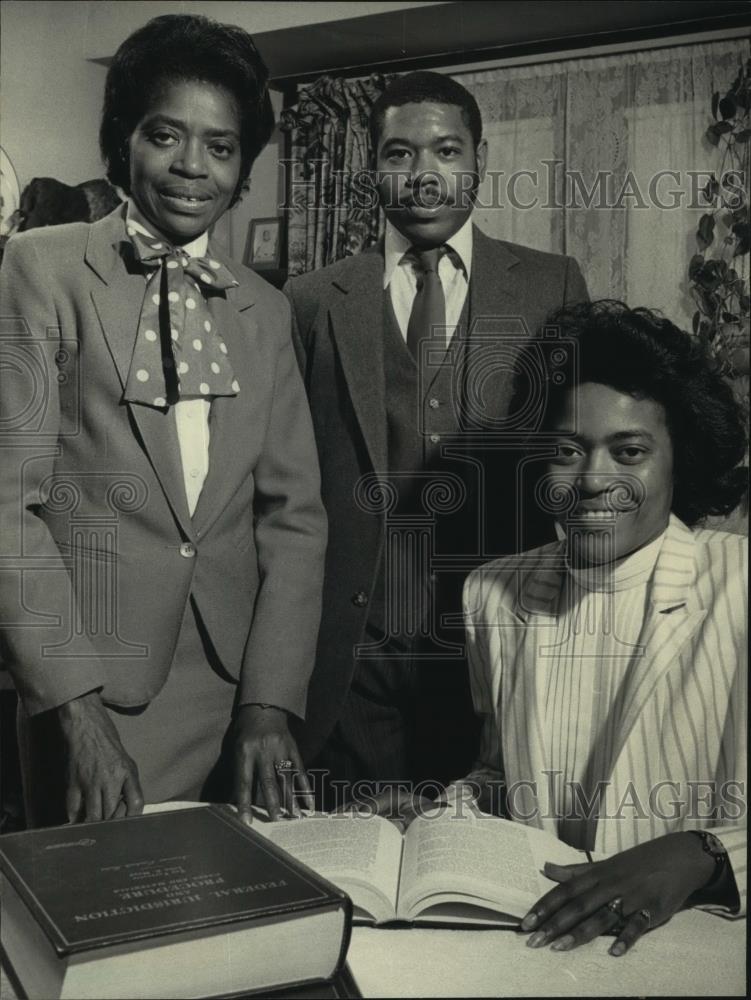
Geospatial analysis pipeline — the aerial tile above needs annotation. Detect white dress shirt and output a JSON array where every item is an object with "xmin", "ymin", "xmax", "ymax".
[
  {"xmin": 126, "ymin": 204, "xmax": 211, "ymax": 517},
  {"xmin": 383, "ymin": 216, "xmax": 473, "ymax": 348}
]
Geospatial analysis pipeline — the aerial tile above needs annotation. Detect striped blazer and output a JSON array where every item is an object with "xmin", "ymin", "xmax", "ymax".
[{"xmin": 463, "ymin": 515, "xmax": 747, "ymax": 916}]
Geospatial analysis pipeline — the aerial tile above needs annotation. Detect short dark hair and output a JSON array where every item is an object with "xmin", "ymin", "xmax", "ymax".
[
  {"xmin": 369, "ymin": 71, "xmax": 483, "ymax": 151},
  {"xmin": 526, "ymin": 300, "xmax": 748, "ymax": 527},
  {"xmin": 100, "ymin": 14, "xmax": 274, "ymax": 207}
]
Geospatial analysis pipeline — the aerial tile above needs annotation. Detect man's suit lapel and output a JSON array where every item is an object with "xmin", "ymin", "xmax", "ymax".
[
  {"xmin": 86, "ymin": 208, "xmax": 194, "ymax": 538},
  {"xmin": 325, "ymin": 231, "xmax": 526, "ymax": 460},
  {"xmin": 465, "ymin": 228, "xmax": 527, "ymax": 428},
  {"xmin": 327, "ymin": 249, "xmax": 388, "ymax": 473}
]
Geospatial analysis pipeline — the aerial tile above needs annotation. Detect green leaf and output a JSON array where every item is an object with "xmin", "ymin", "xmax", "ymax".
[
  {"xmin": 702, "ymin": 174, "xmax": 720, "ymax": 203},
  {"xmin": 719, "ymin": 95, "xmax": 737, "ymax": 119},
  {"xmin": 714, "ymin": 121, "xmax": 735, "ymax": 135},
  {"xmin": 697, "ymin": 213, "xmax": 716, "ymax": 249},
  {"xmin": 735, "ymin": 129, "xmax": 751, "ymax": 143},
  {"xmin": 706, "ymin": 125, "xmax": 721, "ymax": 147}
]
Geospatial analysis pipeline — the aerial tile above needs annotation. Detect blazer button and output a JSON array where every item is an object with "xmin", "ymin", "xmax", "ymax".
[
  {"xmin": 351, "ymin": 591, "xmax": 368, "ymax": 607},
  {"xmin": 180, "ymin": 542, "xmax": 196, "ymax": 558},
  {"xmin": 428, "ymin": 397, "xmax": 440, "ymax": 409}
]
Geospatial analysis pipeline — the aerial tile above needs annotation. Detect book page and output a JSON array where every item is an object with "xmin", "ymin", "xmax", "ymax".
[
  {"xmin": 398, "ymin": 813, "xmax": 585, "ymax": 922},
  {"xmin": 258, "ymin": 815, "xmax": 404, "ymax": 923}
]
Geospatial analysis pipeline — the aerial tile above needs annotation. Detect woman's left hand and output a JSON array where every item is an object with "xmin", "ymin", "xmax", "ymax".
[
  {"xmin": 521, "ymin": 832, "xmax": 717, "ymax": 956},
  {"xmin": 232, "ymin": 704, "xmax": 314, "ymax": 824}
]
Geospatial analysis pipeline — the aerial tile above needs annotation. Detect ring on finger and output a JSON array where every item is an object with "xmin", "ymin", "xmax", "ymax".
[
  {"xmin": 274, "ymin": 759, "xmax": 294, "ymax": 772},
  {"xmin": 602, "ymin": 903, "xmax": 626, "ymax": 936},
  {"xmin": 610, "ymin": 906, "xmax": 653, "ymax": 956},
  {"xmin": 606, "ymin": 897, "xmax": 625, "ymax": 919}
]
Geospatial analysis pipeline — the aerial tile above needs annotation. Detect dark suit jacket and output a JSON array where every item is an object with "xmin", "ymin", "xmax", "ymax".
[
  {"xmin": 284, "ymin": 226, "xmax": 588, "ymax": 761},
  {"xmin": 0, "ymin": 206, "xmax": 327, "ymax": 722}
]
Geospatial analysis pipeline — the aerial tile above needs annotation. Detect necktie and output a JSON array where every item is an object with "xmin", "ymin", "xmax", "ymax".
[
  {"xmin": 406, "ymin": 247, "xmax": 446, "ymax": 362},
  {"xmin": 124, "ymin": 228, "xmax": 240, "ymax": 409}
]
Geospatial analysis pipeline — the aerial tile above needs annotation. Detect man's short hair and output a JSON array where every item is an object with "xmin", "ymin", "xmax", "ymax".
[{"xmin": 369, "ymin": 71, "xmax": 483, "ymax": 151}]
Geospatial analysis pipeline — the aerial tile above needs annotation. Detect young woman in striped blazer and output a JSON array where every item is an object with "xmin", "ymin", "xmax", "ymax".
[{"xmin": 462, "ymin": 300, "xmax": 747, "ymax": 956}]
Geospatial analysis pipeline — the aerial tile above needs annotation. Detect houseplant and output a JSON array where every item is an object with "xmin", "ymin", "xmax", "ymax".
[{"xmin": 688, "ymin": 58, "xmax": 750, "ymax": 381}]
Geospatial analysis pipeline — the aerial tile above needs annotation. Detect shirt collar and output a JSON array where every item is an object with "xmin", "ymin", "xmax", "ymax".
[
  {"xmin": 126, "ymin": 199, "xmax": 209, "ymax": 258},
  {"xmin": 383, "ymin": 215, "xmax": 474, "ymax": 290}
]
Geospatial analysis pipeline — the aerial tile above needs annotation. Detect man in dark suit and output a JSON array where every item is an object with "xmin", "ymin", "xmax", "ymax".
[{"xmin": 285, "ymin": 72, "xmax": 588, "ymax": 811}]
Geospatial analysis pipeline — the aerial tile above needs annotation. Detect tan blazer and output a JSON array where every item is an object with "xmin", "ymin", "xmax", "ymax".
[
  {"xmin": 0, "ymin": 206, "xmax": 327, "ymax": 720},
  {"xmin": 464, "ymin": 516, "xmax": 747, "ymax": 915}
]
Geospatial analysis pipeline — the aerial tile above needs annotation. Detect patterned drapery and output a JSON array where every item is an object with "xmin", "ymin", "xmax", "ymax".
[
  {"xmin": 454, "ymin": 39, "xmax": 750, "ymax": 335},
  {"xmin": 456, "ymin": 40, "xmax": 750, "ymax": 533},
  {"xmin": 281, "ymin": 39, "xmax": 749, "ymax": 325},
  {"xmin": 280, "ymin": 74, "xmax": 395, "ymax": 276}
]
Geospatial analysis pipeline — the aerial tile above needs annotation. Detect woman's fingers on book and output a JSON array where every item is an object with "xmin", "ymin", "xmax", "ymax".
[
  {"xmin": 258, "ymin": 759, "xmax": 285, "ymax": 822},
  {"xmin": 291, "ymin": 750, "xmax": 315, "ymax": 814},
  {"xmin": 543, "ymin": 860, "xmax": 590, "ymax": 883},
  {"xmin": 234, "ymin": 756, "xmax": 255, "ymax": 826},
  {"xmin": 65, "ymin": 784, "xmax": 83, "ymax": 824},
  {"xmin": 101, "ymin": 782, "xmax": 123, "ymax": 821},
  {"xmin": 522, "ymin": 865, "xmax": 602, "ymax": 943},
  {"xmin": 122, "ymin": 773, "xmax": 145, "ymax": 816}
]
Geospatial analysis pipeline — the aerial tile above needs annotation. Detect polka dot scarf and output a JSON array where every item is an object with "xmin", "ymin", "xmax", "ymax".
[{"xmin": 124, "ymin": 227, "xmax": 241, "ymax": 408}]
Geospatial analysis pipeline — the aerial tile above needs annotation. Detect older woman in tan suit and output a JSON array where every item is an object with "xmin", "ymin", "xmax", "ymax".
[{"xmin": 0, "ymin": 14, "xmax": 326, "ymax": 826}]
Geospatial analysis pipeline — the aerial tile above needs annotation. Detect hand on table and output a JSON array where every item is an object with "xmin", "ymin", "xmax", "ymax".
[
  {"xmin": 233, "ymin": 704, "xmax": 313, "ymax": 824},
  {"xmin": 521, "ymin": 832, "xmax": 718, "ymax": 956},
  {"xmin": 57, "ymin": 690, "xmax": 144, "ymax": 822}
]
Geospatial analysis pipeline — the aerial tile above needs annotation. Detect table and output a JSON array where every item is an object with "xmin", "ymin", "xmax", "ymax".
[
  {"xmin": 1, "ymin": 910, "xmax": 744, "ymax": 997},
  {"xmin": 2, "ymin": 802, "xmax": 745, "ymax": 997},
  {"xmin": 347, "ymin": 910, "xmax": 746, "ymax": 997}
]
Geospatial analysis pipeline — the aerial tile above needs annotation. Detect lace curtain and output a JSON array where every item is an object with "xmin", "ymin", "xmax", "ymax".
[
  {"xmin": 455, "ymin": 38, "xmax": 750, "ymax": 332},
  {"xmin": 280, "ymin": 74, "xmax": 395, "ymax": 276}
]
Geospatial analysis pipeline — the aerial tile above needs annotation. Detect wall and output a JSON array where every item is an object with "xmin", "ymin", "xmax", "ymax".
[
  {"xmin": 215, "ymin": 90, "xmax": 286, "ymax": 263},
  {"xmin": 82, "ymin": 1, "xmax": 440, "ymax": 59},
  {"xmin": 1, "ymin": 1, "xmax": 107, "ymax": 192},
  {"xmin": 1, "ymin": 1, "xmax": 435, "ymax": 256}
]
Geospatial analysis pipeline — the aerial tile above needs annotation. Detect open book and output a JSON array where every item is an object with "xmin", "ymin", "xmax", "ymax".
[{"xmin": 258, "ymin": 810, "xmax": 593, "ymax": 927}]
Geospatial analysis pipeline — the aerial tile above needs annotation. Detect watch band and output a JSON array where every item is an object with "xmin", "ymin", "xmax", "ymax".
[
  {"xmin": 689, "ymin": 829, "xmax": 728, "ymax": 861},
  {"xmin": 689, "ymin": 830, "xmax": 728, "ymax": 888}
]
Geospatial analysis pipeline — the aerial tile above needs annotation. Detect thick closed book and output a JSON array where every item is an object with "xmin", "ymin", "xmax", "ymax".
[{"xmin": 0, "ymin": 805, "xmax": 352, "ymax": 999}]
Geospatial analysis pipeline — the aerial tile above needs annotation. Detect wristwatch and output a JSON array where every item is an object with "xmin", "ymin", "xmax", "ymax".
[{"xmin": 689, "ymin": 830, "xmax": 728, "ymax": 886}]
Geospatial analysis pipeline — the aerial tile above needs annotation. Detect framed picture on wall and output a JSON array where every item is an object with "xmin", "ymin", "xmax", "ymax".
[{"xmin": 245, "ymin": 217, "xmax": 282, "ymax": 270}]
